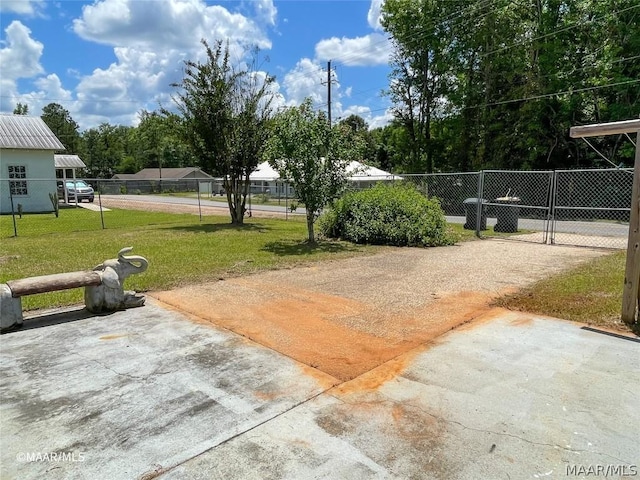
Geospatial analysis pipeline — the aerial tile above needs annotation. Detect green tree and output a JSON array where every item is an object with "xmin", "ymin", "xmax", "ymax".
[
  {"xmin": 264, "ymin": 98, "xmax": 365, "ymax": 243},
  {"xmin": 13, "ymin": 103, "xmax": 28, "ymax": 115},
  {"xmin": 132, "ymin": 110, "xmax": 196, "ymax": 174},
  {"xmin": 79, "ymin": 123, "xmax": 133, "ymax": 178},
  {"xmin": 339, "ymin": 114, "xmax": 376, "ymax": 165},
  {"xmin": 41, "ymin": 103, "xmax": 81, "ymax": 154},
  {"xmin": 381, "ymin": 0, "xmax": 462, "ymax": 172},
  {"xmin": 380, "ymin": 0, "xmax": 640, "ymax": 171},
  {"xmin": 169, "ymin": 40, "xmax": 275, "ymax": 224}
]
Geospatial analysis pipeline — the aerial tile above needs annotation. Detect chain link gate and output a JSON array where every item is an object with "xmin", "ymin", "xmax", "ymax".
[
  {"xmin": 477, "ymin": 170, "xmax": 554, "ymax": 244},
  {"xmin": 410, "ymin": 169, "xmax": 631, "ymax": 249},
  {"xmin": 550, "ymin": 169, "xmax": 632, "ymax": 249}
]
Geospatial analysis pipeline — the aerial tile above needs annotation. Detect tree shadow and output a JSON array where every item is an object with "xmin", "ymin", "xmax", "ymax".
[
  {"xmin": 1, "ymin": 307, "xmax": 96, "ymax": 334},
  {"xmin": 162, "ymin": 222, "xmax": 271, "ymax": 233},
  {"xmin": 262, "ymin": 239, "xmax": 360, "ymax": 256}
]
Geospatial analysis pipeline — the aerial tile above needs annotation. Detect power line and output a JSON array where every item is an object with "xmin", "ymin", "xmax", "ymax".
[
  {"xmin": 468, "ymin": 79, "xmax": 640, "ymax": 109},
  {"xmin": 330, "ymin": 0, "xmax": 499, "ymax": 68},
  {"xmin": 480, "ymin": 3, "xmax": 640, "ymax": 59}
]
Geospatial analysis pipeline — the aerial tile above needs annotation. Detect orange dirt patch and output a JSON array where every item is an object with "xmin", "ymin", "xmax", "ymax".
[
  {"xmin": 99, "ymin": 333, "xmax": 135, "ymax": 340},
  {"xmin": 151, "ymin": 283, "xmax": 498, "ymax": 382}
]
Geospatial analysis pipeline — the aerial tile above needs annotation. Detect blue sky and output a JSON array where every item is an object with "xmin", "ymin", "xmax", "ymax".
[{"xmin": 0, "ymin": 0, "xmax": 394, "ymax": 131}]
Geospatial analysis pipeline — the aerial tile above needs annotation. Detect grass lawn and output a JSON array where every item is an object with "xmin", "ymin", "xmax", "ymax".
[
  {"xmin": 2, "ymin": 208, "xmax": 630, "ymax": 335},
  {"xmin": 494, "ymin": 251, "xmax": 636, "ymax": 334},
  {"xmin": 0, "ymin": 208, "xmax": 381, "ymax": 311}
]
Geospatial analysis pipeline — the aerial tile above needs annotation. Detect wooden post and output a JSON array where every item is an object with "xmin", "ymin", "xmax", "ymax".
[
  {"xmin": 621, "ymin": 132, "xmax": 640, "ymax": 325},
  {"xmin": 570, "ymin": 119, "xmax": 640, "ymax": 326}
]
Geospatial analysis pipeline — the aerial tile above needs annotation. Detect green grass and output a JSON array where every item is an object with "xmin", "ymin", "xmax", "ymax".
[
  {"xmin": 0, "ymin": 208, "xmax": 380, "ymax": 311},
  {"xmin": 494, "ymin": 251, "xmax": 634, "ymax": 333},
  {"xmin": 155, "ymin": 192, "xmax": 300, "ymax": 207},
  {"xmin": 4, "ymin": 209, "xmax": 625, "ymax": 333}
]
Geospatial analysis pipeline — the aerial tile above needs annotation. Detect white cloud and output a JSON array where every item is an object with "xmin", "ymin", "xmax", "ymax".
[
  {"xmin": 367, "ymin": 0, "xmax": 384, "ymax": 30},
  {"xmin": 0, "ymin": 20, "xmax": 45, "ymax": 113},
  {"xmin": 368, "ymin": 108, "xmax": 394, "ymax": 130},
  {"xmin": 253, "ymin": 0, "xmax": 277, "ymax": 26},
  {"xmin": 0, "ymin": 20, "xmax": 44, "ymax": 80},
  {"xmin": 315, "ymin": 32, "xmax": 391, "ymax": 67},
  {"xmin": 34, "ymin": 73, "xmax": 72, "ymax": 101},
  {"xmin": 338, "ymin": 104, "xmax": 392, "ymax": 130},
  {"xmin": 0, "ymin": 0, "xmax": 45, "ymax": 16},
  {"xmin": 73, "ymin": 0, "xmax": 270, "ymax": 50},
  {"xmin": 282, "ymin": 58, "xmax": 329, "ymax": 107},
  {"xmin": 63, "ymin": 0, "xmax": 277, "ymax": 128}
]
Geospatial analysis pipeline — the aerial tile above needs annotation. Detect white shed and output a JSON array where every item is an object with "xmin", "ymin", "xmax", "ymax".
[{"xmin": 0, "ymin": 115, "xmax": 65, "ymax": 213}]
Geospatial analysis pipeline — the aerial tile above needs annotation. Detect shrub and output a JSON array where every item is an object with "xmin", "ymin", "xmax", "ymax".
[
  {"xmin": 255, "ymin": 192, "xmax": 271, "ymax": 204},
  {"xmin": 318, "ymin": 183, "xmax": 456, "ymax": 247}
]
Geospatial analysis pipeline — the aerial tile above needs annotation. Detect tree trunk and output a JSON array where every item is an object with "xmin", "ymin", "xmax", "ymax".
[{"xmin": 306, "ymin": 212, "xmax": 315, "ymax": 243}]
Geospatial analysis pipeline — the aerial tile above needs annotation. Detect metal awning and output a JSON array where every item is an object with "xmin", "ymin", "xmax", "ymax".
[{"xmin": 54, "ymin": 155, "xmax": 86, "ymax": 169}]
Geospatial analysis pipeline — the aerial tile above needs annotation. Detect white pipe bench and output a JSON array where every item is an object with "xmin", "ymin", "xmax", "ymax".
[{"xmin": 0, "ymin": 247, "xmax": 148, "ymax": 331}]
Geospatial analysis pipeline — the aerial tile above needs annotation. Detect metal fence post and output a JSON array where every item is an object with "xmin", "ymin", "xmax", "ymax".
[
  {"xmin": 548, "ymin": 172, "xmax": 557, "ymax": 244},
  {"xmin": 475, "ymin": 171, "xmax": 484, "ymax": 238},
  {"xmin": 197, "ymin": 181, "xmax": 202, "ymax": 222},
  {"xmin": 9, "ymin": 180, "xmax": 17, "ymax": 237},
  {"xmin": 98, "ymin": 180, "xmax": 105, "ymax": 230},
  {"xmin": 543, "ymin": 171, "xmax": 554, "ymax": 244}
]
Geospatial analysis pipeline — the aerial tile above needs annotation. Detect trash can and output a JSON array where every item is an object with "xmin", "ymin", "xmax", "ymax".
[
  {"xmin": 494, "ymin": 196, "xmax": 521, "ymax": 233},
  {"xmin": 463, "ymin": 198, "xmax": 488, "ymax": 230}
]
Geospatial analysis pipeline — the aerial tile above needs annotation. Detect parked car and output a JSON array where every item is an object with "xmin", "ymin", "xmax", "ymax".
[{"xmin": 57, "ymin": 180, "xmax": 95, "ymax": 203}]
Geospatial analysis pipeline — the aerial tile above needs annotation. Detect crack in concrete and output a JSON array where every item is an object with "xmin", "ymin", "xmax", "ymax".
[{"xmin": 336, "ymin": 392, "xmax": 635, "ymax": 466}]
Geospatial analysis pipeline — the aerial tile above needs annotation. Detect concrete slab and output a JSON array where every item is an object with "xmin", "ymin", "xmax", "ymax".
[
  {"xmin": 162, "ymin": 311, "xmax": 639, "ymax": 480},
  {"xmin": 0, "ymin": 300, "xmax": 337, "ymax": 480}
]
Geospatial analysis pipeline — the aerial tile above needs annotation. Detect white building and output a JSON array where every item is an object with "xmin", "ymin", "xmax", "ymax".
[
  {"xmin": 0, "ymin": 115, "xmax": 65, "ymax": 214},
  {"xmin": 250, "ymin": 160, "xmax": 400, "ymax": 197}
]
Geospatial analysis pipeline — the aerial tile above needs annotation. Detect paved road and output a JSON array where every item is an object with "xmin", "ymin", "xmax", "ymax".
[{"xmin": 103, "ymin": 194, "xmax": 629, "ymax": 238}]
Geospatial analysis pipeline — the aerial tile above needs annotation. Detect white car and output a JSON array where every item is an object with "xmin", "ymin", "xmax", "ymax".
[{"xmin": 57, "ymin": 180, "xmax": 95, "ymax": 203}]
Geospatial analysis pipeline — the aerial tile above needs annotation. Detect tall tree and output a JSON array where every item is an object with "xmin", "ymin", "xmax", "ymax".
[
  {"xmin": 132, "ymin": 110, "xmax": 195, "ymax": 174},
  {"xmin": 79, "ymin": 123, "xmax": 133, "ymax": 178},
  {"xmin": 339, "ymin": 114, "xmax": 376, "ymax": 165},
  {"xmin": 13, "ymin": 103, "xmax": 28, "ymax": 115},
  {"xmin": 264, "ymin": 98, "xmax": 365, "ymax": 243},
  {"xmin": 169, "ymin": 40, "xmax": 274, "ymax": 224},
  {"xmin": 382, "ymin": 0, "xmax": 462, "ymax": 173},
  {"xmin": 381, "ymin": 0, "xmax": 640, "ymax": 171},
  {"xmin": 41, "ymin": 103, "xmax": 81, "ymax": 154}
]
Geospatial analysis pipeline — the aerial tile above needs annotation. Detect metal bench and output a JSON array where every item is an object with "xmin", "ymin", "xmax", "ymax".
[{"xmin": 1, "ymin": 247, "xmax": 148, "ymax": 331}]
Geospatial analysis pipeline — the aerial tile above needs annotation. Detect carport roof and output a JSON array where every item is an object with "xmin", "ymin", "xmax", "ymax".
[
  {"xmin": 55, "ymin": 154, "xmax": 86, "ymax": 168},
  {"xmin": 0, "ymin": 114, "xmax": 65, "ymax": 151}
]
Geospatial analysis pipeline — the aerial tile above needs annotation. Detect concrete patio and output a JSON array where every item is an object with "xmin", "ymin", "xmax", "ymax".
[{"xmin": 1, "ymin": 300, "xmax": 637, "ymax": 480}]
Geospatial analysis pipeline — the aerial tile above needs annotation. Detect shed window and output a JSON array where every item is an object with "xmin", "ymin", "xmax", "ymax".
[{"xmin": 8, "ymin": 165, "xmax": 28, "ymax": 196}]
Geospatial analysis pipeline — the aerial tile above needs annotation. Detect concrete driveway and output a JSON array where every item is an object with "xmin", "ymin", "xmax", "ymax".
[{"xmin": 1, "ymin": 300, "xmax": 638, "ymax": 480}]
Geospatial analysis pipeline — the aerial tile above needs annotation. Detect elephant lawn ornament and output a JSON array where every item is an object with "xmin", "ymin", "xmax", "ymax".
[{"xmin": 85, "ymin": 247, "xmax": 149, "ymax": 313}]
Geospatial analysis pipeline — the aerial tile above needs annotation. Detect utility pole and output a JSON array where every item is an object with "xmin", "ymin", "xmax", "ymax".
[
  {"xmin": 322, "ymin": 61, "xmax": 336, "ymax": 128},
  {"xmin": 327, "ymin": 60, "xmax": 332, "ymax": 127}
]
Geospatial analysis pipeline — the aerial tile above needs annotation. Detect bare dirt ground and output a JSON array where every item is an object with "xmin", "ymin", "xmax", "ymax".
[{"xmin": 151, "ymin": 240, "xmax": 606, "ymax": 381}]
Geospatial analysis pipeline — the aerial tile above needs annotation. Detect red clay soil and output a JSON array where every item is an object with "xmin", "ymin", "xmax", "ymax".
[{"xmin": 152, "ymin": 282, "xmax": 501, "ymax": 382}]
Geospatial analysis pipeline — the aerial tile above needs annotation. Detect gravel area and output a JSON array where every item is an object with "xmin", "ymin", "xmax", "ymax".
[{"xmin": 152, "ymin": 240, "xmax": 606, "ymax": 381}]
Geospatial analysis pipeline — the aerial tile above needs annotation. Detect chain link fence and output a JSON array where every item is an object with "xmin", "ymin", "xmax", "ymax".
[
  {"xmin": 550, "ymin": 169, "xmax": 632, "ymax": 249},
  {"xmin": 407, "ymin": 169, "xmax": 630, "ymax": 249},
  {"xmin": 479, "ymin": 170, "xmax": 554, "ymax": 244},
  {"xmin": 0, "ymin": 177, "xmax": 311, "ymax": 238},
  {"xmin": 1, "ymin": 169, "xmax": 632, "ymax": 248}
]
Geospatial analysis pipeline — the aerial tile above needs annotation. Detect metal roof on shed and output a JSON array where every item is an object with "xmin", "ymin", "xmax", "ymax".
[
  {"xmin": 54, "ymin": 154, "xmax": 86, "ymax": 168},
  {"xmin": 0, "ymin": 114, "xmax": 65, "ymax": 150}
]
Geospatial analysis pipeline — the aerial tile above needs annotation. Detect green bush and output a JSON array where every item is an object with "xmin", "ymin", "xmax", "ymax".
[
  {"xmin": 255, "ymin": 192, "xmax": 271, "ymax": 204},
  {"xmin": 318, "ymin": 183, "xmax": 456, "ymax": 247}
]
